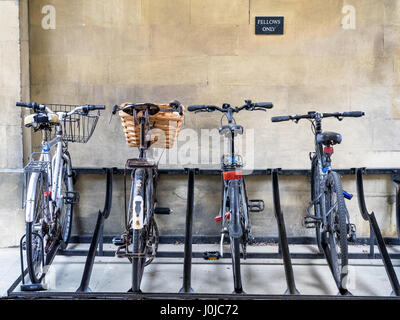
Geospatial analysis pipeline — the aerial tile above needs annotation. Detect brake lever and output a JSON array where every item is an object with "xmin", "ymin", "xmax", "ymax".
[
  {"xmin": 109, "ymin": 104, "xmax": 119, "ymax": 124},
  {"xmin": 253, "ymin": 107, "xmax": 266, "ymax": 112}
]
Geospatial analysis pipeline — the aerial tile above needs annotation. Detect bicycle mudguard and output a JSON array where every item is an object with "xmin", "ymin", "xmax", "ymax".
[
  {"xmin": 228, "ymin": 180, "xmax": 243, "ymax": 238},
  {"xmin": 131, "ymin": 169, "xmax": 145, "ymax": 230}
]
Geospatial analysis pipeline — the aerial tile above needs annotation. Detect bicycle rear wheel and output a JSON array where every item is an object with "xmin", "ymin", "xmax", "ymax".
[
  {"xmin": 58, "ymin": 155, "xmax": 74, "ymax": 247},
  {"xmin": 310, "ymin": 156, "xmax": 322, "ymax": 252},
  {"xmin": 25, "ymin": 172, "xmax": 47, "ymax": 284},
  {"xmin": 325, "ymin": 171, "xmax": 349, "ymax": 289},
  {"xmin": 228, "ymin": 180, "xmax": 243, "ymax": 293},
  {"xmin": 130, "ymin": 168, "xmax": 148, "ymax": 293}
]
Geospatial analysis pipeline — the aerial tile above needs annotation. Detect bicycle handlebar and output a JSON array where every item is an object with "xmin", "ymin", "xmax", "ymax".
[
  {"xmin": 187, "ymin": 101, "xmax": 273, "ymax": 114},
  {"xmin": 84, "ymin": 105, "xmax": 105, "ymax": 111},
  {"xmin": 187, "ymin": 105, "xmax": 217, "ymax": 112},
  {"xmin": 16, "ymin": 102, "xmax": 105, "ymax": 115},
  {"xmin": 271, "ymin": 111, "xmax": 365, "ymax": 123}
]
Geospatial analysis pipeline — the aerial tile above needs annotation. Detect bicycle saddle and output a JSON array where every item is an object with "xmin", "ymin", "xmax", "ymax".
[
  {"xmin": 316, "ymin": 131, "xmax": 342, "ymax": 146},
  {"xmin": 219, "ymin": 124, "xmax": 244, "ymax": 136},
  {"xmin": 121, "ymin": 103, "xmax": 160, "ymax": 116}
]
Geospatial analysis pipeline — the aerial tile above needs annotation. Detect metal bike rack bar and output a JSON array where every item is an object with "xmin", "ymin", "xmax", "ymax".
[
  {"xmin": 76, "ymin": 168, "xmax": 113, "ymax": 292},
  {"xmin": 271, "ymin": 169, "xmax": 299, "ymax": 295},
  {"xmin": 393, "ymin": 172, "xmax": 400, "ymax": 239},
  {"xmin": 179, "ymin": 168, "xmax": 198, "ymax": 293},
  {"xmin": 356, "ymin": 168, "xmax": 400, "ymax": 296}
]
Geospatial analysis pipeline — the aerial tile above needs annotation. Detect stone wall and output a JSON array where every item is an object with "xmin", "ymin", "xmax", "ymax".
[{"xmin": 1, "ymin": 0, "xmax": 399, "ymax": 246}]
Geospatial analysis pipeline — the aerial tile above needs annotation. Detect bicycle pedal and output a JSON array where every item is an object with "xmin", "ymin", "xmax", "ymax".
[
  {"xmin": 343, "ymin": 190, "xmax": 353, "ymax": 200},
  {"xmin": 20, "ymin": 283, "xmax": 48, "ymax": 291},
  {"xmin": 112, "ymin": 236, "xmax": 126, "ymax": 246},
  {"xmin": 154, "ymin": 207, "xmax": 172, "ymax": 215},
  {"xmin": 303, "ymin": 216, "xmax": 317, "ymax": 228},
  {"xmin": 247, "ymin": 234, "xmax": 256, "ymax": 245},
  {"xmin": 248, "ymin": 199, "xmax": 265, "ymax": 212},
  {"xmin": 203, "ymin": 251, "xmax": 221, "ymax": 260},
  {"xmin": 65, "ymin": 191, "xmax": 79, "ymax": 204}
]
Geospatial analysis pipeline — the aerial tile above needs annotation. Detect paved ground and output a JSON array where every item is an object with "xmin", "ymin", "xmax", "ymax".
[{"xmin": 1, "ymin": 243, "xmax": 400, "ymax": 297}]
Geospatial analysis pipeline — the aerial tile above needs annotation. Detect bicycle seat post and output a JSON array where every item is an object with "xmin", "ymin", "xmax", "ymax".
[{"xmin": 138, "ymin": 109, "xmax": 149, "ymax": 159}]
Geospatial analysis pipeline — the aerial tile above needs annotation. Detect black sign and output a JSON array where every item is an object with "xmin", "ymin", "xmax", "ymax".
[{"xmin": 255, "ymin": 16, "xmax": 284, "ymax": 35}]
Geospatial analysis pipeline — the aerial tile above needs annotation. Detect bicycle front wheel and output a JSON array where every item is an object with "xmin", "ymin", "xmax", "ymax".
[
  {"xmin": 25, "ymin": 172, "xmax": 47, "ymax": 284},
  {"xmin": 325, "ymin": 171, "xmax": 349, "ymax": 289}
]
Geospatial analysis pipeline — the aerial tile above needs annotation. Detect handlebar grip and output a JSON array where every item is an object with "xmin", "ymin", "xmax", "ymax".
[
  {"xmin": 16, "ymin": 102, "xmax": 38, "ymax": 108},
  {"xmin": 87, "ymin": 105, "xmax": 105, "ymax": 110},
  {"xmin": 187, "ymin": 105, "xmax": 207, "ymax": 112},
  {"xmin": 342, "ymin": 111, "xmax": 365, "ymax": 117},
  {"xmin": 271, "ymin": 115, "xmax": 291, "ymax": 122},
  {"xmin": 254, "ymin": 102, "xmax": 273, "ymax": 109}
]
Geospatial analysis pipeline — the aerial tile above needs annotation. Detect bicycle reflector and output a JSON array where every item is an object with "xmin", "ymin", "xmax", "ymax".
[
  {"xmin": 223, "ymin": 170, "xmax": 243, "ymax": 180},
  {"xmin": 324, "ymin": 146, "xmax": 334, "ymax": 154}
]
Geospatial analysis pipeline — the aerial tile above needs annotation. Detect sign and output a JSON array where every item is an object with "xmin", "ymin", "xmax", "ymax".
[{"xmin": 255, "ymin": 16, "xmax": 284, "ymax": 35}]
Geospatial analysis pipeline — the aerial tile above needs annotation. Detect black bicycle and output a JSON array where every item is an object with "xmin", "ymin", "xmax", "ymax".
[
  {"xmin": 188, "ymin": 100, "xmax": 273, "ymax": 294},
  {"xmin": 271, "ymin": 110, "xmax": 365, "ymax": 294},
  {"xmin": 111, "ymin": 101, "xmax": 184, "ymax": 293}
]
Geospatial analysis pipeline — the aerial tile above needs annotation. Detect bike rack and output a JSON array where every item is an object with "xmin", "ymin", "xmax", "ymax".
[
  {"xmin": 355, "ymin": 168, "xmax": 400, "ymax": 296},
  {"xmin": 179, "ymin": 168, "xmax": 198, "ymax": 293},
  {"xmin": 7, "ymin": 166, "xmax": 400, "ymax": 299},
  {"xmin": 271, "ymin": 169, "xmax": 299, "ymax": 295},
  {"xmin": 393, "ymin": 172, "xmax": 400, "ymax": 240},
  {"xmin": 76, "ymin": 168, "xmax": 113, "ymax": 292}
]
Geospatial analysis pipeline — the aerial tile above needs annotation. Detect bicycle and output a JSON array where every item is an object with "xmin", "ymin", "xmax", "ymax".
[
  {"xmin": 188, "ymin": 100, "xmax": 273, "ymax": 294},
  {"xmin": 111, "ymin": 101, "xmax": 184, "ymax": 293},
  {"xmin": 271, "ymin": 110, "xmax": 365, "ymax": 293},
  {"xmin": 17, "ymin": 102, "xmax": 104, "ymax": 288}
]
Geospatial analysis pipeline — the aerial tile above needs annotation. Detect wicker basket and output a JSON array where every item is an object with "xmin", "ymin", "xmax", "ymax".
[{"xmin": 119, "ymin": 102, "xmax": 184, "ymax": 149}]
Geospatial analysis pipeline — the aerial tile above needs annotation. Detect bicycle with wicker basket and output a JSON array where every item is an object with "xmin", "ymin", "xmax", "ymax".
[
  {"xmin": 110, "ymin": 100, "xmax": 184, "ymax": 293},
  {"xmin": 16, "ymin": 102, "xmax": 105, "ymax": 291}
]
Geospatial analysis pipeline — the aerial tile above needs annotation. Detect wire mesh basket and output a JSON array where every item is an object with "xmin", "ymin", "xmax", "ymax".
[{"xmin": 46, "ymin": 104, "xmax": 101, "ymax": 143}]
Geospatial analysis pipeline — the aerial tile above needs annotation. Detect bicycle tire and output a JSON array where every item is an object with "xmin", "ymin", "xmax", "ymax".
[
  {"xmin": 131, "ymin": 169, "xmax": 146, "ymax": 293},
  {"xmin": 325, "ymin": 171, "xmax": 349, "ymax": 289},
  {"xmin": 228, "ymin": 180, "xmax": 243, "ymax": 293},
  {"xmin": 310, "ymin": 155, "xmax": 322, "ymax": 252},
  {"xmin": 26, "ymin": 172, "xmax": 47, "ymax": 284},
  {"xmin": 59, "ymin": 154, "xmax": 74, "ymax": 247},
  {"xmin": 132, "ymin": 229, "xmax": 145, "ymax": 292},
  {"xmin": 230, "ymin": 236, "xmax": 243, "ymax": 293}
]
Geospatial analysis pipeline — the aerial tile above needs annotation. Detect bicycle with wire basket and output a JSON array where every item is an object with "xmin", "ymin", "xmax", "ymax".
[
  {"xmin": 271, "ymin": 110, "xmax": 365, "ymax": 295},
  {"xmin": 16, "ymin": 102, "xmax": 104, "ymax": 291},
  {"xmin": 110, "ymin": 100, "xmax": 184, "ymax": 293},
  {"xmin": 188, "ymin": 100, "xmax": 273, "ymax": 294}
]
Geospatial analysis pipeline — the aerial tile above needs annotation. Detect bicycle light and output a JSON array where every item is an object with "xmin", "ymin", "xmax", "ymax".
[{"xmin": 324, "ymin": 146, "xmax": 334, "ymax": 154}]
